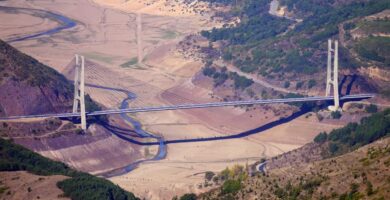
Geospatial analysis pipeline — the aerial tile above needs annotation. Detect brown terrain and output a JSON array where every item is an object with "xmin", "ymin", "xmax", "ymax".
[
  {"xmin": 0, "ymin": 171, "xmax": 69, "ymax": 200},
  {"xmin": 200, "ymin": 137, "xmax": 390, "ymax": 200},
  {"xmin": 0, "ymin": 0, "xmax": 379, "ymax": 199},
  {"xmin": 0, "ymin": 40, "xmax": 73, "ymax": 117}
]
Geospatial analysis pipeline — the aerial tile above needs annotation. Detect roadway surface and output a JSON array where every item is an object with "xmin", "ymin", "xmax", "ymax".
[{"xmin": 0, "ymin": 94, "xmax": 374, "ymax": 120}]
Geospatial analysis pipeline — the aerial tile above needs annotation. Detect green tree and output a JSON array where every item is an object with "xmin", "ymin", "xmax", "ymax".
[
  {"xmin": 284, "ymin": 81, "xmax": 290, "ymax": 88},
  {"xmin": 222, "ymin": 180, "xmax": 242, "ymax": 194},
  {"xmin": 331, "ymin": 111, "xmax": 342, "ymax": 119},
  {"xmin": 308, "ymin": 79, "xmax": 317, "ymax": 89},
  {"xmin": 314, "ymin": 132, "xmax": 328, "ymax": 144},
  {"xmin": 365, "ymin": 104, "xmax": 378, "ymax": 113},
  {"xmin": 179, "ymin": 193, "xmax": 197, "ymax": 200},
  {"xmin": 205, "ymin": 171, "xmax": 215, "ymax": 181}
]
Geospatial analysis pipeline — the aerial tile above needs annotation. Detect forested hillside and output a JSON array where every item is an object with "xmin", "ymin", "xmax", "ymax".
[
  {"xmin": 0, "ymin": 138, "xmax": 139, "ymax": 200},
  {"xmin": 199, "ymin": 0, "xmax": 390, "ymax": 96}
]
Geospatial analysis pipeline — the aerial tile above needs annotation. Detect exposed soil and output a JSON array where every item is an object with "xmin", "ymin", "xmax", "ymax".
[{"xmin": 0, "ymin": 171, "xmax": 69, "ymax": 200}]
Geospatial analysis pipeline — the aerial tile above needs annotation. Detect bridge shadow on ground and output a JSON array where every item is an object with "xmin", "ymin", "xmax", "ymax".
[
  {"xmin": 106, "ymin": 106, "xmax": 313, "ymax": 145},
  {"xmin": 86, "ymin": 83, "xmax": 368, "ymax": 146}
]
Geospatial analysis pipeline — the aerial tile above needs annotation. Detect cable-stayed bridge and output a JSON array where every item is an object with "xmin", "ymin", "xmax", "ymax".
[{"xmin": 0, "ymin": 40, "xmax": 375, "ymax": 129}]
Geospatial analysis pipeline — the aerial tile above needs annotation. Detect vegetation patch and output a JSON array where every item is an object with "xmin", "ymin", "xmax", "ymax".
[
  {"xmin": 0, "ymin": 138, "xmax": 138, "ymax": 200},
  {"xmin": 202, "ymin": 65, "xmax": 253, "ymax": 89},
  {"xmin": 314, "ymin": 108, "xmax": 390, "ymax": 156},
  {"xmin": 200, "ymin": 0, "xmax": 390, "ymax": 80},
  {"xmin": 83, "ymin": 52, "xmax": 117, "ymax": 64},
  {"xmin": 120, "ymin": 57, "xmax": 138, "ymax": 68},
  {"xmin": 354, "ymin": 36, "xmax": 390, "ymax": 66},
  {"xmin": 161, "ymin": 30, "xmax": 179, "ymax": 39}
]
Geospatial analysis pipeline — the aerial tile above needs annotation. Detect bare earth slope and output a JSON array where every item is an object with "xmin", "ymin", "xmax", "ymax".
[
  {"xmin": 0, "ymin": 40, "xmax": 73, "ymax": 117},
  {"xmin": 0, "ymin": 171, "xmax": 69, "ymax": 200},
  {"xmin": 201, "ymin": 137, "xmax": 390, "ymax": 200}
]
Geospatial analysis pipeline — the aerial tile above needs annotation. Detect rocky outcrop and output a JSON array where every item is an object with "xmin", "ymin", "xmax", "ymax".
[{"xmin": 0, "ymin": 40, "xmax": 73, "ymax": 117}]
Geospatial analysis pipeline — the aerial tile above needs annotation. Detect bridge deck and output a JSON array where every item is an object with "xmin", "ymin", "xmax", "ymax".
[{"xmin": 0, "ymin": 94, "xmax": 374, "ymax": 120}]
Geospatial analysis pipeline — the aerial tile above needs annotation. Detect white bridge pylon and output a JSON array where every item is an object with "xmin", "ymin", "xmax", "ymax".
[
  {"xmin": 73, "ymin": 54, "xmax": 87, "ymax": 130},
  {"xmin": 325, "ymin": 39, "xmax": 341, "ymax": 111}
]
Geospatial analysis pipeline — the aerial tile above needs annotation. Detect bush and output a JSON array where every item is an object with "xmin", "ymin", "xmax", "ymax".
[
  {"xmin": 222, "ymin": 180, "xmax": 242, "ymax": 194},
  {"xmin": 308, "ymin": 79, "xmax": 317, "ymax": 89},
  {"xmin": 179, "ymin": 193, "xmax": 197, "ymax": 200},
  {"xmin": 284, "ymin": 81, "xmax": 290, "ymax": 88},
  {"xmin": 205, "ymin": 171, "xmax": 215, "ymax": 181},
  {"xmin": 314, "ymin": 132, "xmax": 328, "ymax": 144},
  {"xmin": 365, "ymin": 104, "xmax": 378, "ymax": 113},
  {"xmin": 331, "ymin": 111, "xmax": 342, "ymax": 119},
  {"xmin": 296, "ymin": 81, "xmax": 304, "ymax": 89}
]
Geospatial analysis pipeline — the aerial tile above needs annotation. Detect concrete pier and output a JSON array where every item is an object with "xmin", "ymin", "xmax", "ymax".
[
  {"xmin": 325, "ymin": 39, "xmax": 341, "ymax": 111},
  {"xmin": 72, "ymin": 54, "xmax": 87, "ymax": 130}
]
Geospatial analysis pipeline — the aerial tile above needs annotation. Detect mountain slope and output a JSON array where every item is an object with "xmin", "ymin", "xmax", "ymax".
[
  {"xmin": 200, "ymin": 137, "xmax": 390, "ymax": 200},
  {"xmin": 197, "ymin": 109, "xmax": 390, "ymax": 200},
  {"xmin": 0, "ymin": 138, "xmax": 139, "ymax": 200},
  {"xmin": 0, "ymin": 40, "xmax": 73, "ymax": 117},
  {"xmin": 199, "ymin": 0, "xmax": 390, "ymax": 97}
]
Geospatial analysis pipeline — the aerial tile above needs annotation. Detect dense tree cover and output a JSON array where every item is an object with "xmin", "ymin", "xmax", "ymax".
[
  {"xmin": 0, "ymin": 138, "xmax": 139, "ymax": 200},
  {"xmin": 201, "ymin": 13, "xmax": 290, "ymax": 45},
  {"xmin": 58, "ymin": 176, "xmax": 137, "ymax": 200},
  {"xmin": 314, "ymin": 109, "xmax": 390, "ymax": 156},
  {"xmin": 200, "ymin": 0, "xmax": 390, "ymax": 79},
  {"xmin": 0, "ymin": 138, "xmax": 80, "ymax": 176}
]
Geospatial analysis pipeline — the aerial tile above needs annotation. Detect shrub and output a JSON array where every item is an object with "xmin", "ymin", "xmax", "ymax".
[
  {"xmin": 179, "ymin": 193, "xmax": 197, "ymax": 200},
  {"xmin": 222, "ymin": 179, "xmax": 242, "ymax": 194},
  {"xmin": 205, "ymin": 171, "xmax": 215, "ymax": 181},
  {"xmin": 314, "ymin": 132, "xmax": 328, "ymax": 144},
  {"xmin": 331, "ymin": 111, "xmax": 342, "ymax": 119},
  {"xmin": 308, "ymin": 79, "xmax": 317, "ymax": 89},
  {"xmin": 365, "ymin": 104, "xmax": 378, "ymax": 113},
  {"xmin": 284, "ymin": 81, "xmax": 290, "ymax": 88}
]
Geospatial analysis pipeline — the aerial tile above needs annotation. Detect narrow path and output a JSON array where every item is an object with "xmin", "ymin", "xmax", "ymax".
[{"xmin": 214, "ymin": 59, "xmax": 300, "ymax": 94}]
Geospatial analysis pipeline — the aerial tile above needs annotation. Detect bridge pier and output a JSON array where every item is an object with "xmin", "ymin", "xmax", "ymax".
[
  {"xmin": 325, "ymin": 39, "xmax": 341, "ymax": 111},
  {"xmin": 73, "ymin": 54, "xmax": 87, "ymax": 130},
  {"xmin": 136, "ymin": 12, "xmax": 143, "ymax": 65}
]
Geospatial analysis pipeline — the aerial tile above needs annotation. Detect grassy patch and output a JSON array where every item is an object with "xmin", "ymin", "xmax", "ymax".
[
  {"xmin": 359, "ymin": 20, "xmax": 390, "ymax": 34},
  {"xmin": 120, "ymin": 57, "xmax": 138, "ymax": 68},
  {"xmin": 82, "ymin": 52, "xmax": 117, "ymax": 64},
  {"xmin": 354, "ymin": 36, "xmax": 390, "ymax": 66},
  {"xmin": 161, "ymin": 30, "xmax": 179, "ymax": 39}
]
